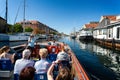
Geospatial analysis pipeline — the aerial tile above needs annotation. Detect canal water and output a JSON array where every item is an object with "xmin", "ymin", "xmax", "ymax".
[
  {"xmin": 59, "ymin": 37, "xmax": 120, "ymax": 80},
  {"xmin": 0, "ymin": 37, "xmax": 120, "ymax": 80}
]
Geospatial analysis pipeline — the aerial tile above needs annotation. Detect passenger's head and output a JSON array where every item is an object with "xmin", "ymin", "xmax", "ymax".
[
  {"xmin": 0, "ymin": 46, "xmax": 10, "ymax": 54},
  {"xmin": 63, "ymin": 46, "xmax": 70, "ymax": 53},
  {"xmin": 19, "ymin": 66, "xmax": 36, "ymax": 80},
  {"xmin": 30, "ymin": 34, "xmax": 34, "ymax": 37},
  {"xmin": 22, "ymin": 49, "xmax": 31, "ymax": 59},
  {"xmin": 39, "ymin": 48, "xmax": 48, "ymax": 58},
  {"xmin": 57, "ymin": 52, "xmax": 69, "ymax": 61},
  {"xmin": 56, "ymin": 66, "xmax": 71, "ymax": 80},
  {"xmin": 57, "ymin": 52, "xmax": 71, "ymax": 69}
]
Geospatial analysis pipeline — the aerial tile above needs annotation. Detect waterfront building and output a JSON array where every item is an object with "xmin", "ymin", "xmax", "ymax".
[
  {"xmin": 93, "ymin": 15, "xmax": 120, "ymax": 41},
  {"xmin": 93, "ymin": 15, "xmax": 117, "ymax": 40},
  {"xmin": 106, "ymin": 20, "xmax": 120, "ymax": 42},
  {"xmin": 17, "ymin": 20, "xmax": 58, "ymax": 34},
  {"xmin": 79, "ymin": 22, "xmax": 99, "ymax": 41},
  {"xmin": 0, "ymin": 17, "xmax": 7, "ymax": 33}
]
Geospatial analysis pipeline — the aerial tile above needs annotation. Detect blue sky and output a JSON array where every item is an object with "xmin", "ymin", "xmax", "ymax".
[{"xmin": 0, "ymin": 0, "xmax": 120, "ymax": 34}]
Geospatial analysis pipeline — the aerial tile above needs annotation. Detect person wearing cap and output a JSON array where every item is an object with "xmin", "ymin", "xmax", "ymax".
[
  {"xmin": 14, "ymin": 49, "xmax": 34, "ymax": 75},
  {"xmin": 27, "ymin": 34, "xmax": 36, "ymax": 54},
  {"xmin": 47, "ymin": 51, "xmax": 73, "ymax": 80}
]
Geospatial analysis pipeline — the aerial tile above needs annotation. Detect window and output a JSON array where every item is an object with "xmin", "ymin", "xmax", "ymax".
[
  {"xmin": 117, "ymin": 27, "xmax": 120, "ymax": 39},
  {"xmin": 108, "ymin": 28, "xmax": 113, "ymax": 38},
  {"xmin": 99, "ymin": 30, "xmax": 102, "ymax": 35},
  {"xmin": 103, "ymin": 29, "xmax": 107, "ymax": 35}
]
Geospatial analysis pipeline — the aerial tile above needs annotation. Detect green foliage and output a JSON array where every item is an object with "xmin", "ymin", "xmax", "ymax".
[
  {"xmin": 25, "ymin": 27, "xmax": 33, "ymax": 32},
  {"xmin": 7, "ymin": 24, "xmax": 13, "ymax": 33},
  {"xmin": 50, "ymin": 31, "xmax": 58, "ymax": 35},
  {"xmin": 13, "ymin": 24, "xmax": 23, "ymax": 33}
]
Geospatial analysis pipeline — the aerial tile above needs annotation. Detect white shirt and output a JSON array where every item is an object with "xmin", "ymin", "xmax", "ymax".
[
  {"xmin": 14, "ymin": 58, "xmax": 34, "ymax": 74},
  {"xmin": 34, "ymin": 58, "xmax": 51, "ymax": 74}
]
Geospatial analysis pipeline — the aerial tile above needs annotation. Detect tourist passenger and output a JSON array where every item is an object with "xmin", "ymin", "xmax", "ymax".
[
  {"xmin": 0, "ymin": 46, "xmax": 15, "ymax": 63},
  {"xmin": 19, "ymin": 66, "xmax": 36, "ymax": 80},
  {"xmin": 34, "ymin": 48, "xmax": 51, "ymax": 74},
  {"xmin": 47, "ymin": 59, "xmax": 73, "ymax": 80},
  {"xmin": 57, "ymin": 51, "xmax": 71, "ymax": 69},
  {"xmin": 27, "ymin": 34, "xmax": 36, "ymax": 54},
  {"xmin": 47, "ymin": 51, "xmax": 74, "ymax": 80},
  {"xmin": 63, "ymin": 45, "xmax": 72, "ymax": 61},
  {"xmin": 51, "ymin": 40, "xmax": 57, "ymax": 46},
  {"xmin": 14, "ymin": 49, "xmax": 34, "ymax": 75}
]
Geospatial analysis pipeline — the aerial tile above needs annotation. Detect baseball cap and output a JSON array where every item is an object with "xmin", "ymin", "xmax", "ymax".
[{"xmin": 57, "ymin": 51, "xmax": 69, "ymax": 61}]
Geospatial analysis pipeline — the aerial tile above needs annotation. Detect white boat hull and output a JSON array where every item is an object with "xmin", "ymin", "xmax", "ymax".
[{"xmin": 9, "ymin": 35, "xmax": 29, "ymax": 41}]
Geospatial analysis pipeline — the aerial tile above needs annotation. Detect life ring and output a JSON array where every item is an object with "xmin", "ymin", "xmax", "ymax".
[{"xmin": 47, "ymin": 46, "xmax": 58, "ymax": 54}]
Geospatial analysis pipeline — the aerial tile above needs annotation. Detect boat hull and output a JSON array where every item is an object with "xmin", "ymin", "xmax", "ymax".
[{"xmin": 79, "ymin": 35, "xmax": 93, "ymax": 41}]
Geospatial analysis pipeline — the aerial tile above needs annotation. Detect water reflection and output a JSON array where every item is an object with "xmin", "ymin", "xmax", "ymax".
[{"xmin": 78, "ymin": 40, "xmax": 120, "ymax": 78}]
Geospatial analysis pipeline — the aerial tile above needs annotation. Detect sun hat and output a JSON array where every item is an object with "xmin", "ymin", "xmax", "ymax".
[
  {"xmin": 22, "ymin": 49, "xmax": 31, "ymax": 58},
  {"xmin": 57, "ymin": 51, "xmax": 69, "ymax": 61}
]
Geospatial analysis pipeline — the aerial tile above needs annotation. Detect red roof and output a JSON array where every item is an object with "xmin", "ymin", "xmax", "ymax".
[
  {"xmin": 102, "ymin": 15, "xmax": 116, "ymax": 21},
  {"xmin": 85, "ymin": 23, "xmax": 99, "ymax": 28}
]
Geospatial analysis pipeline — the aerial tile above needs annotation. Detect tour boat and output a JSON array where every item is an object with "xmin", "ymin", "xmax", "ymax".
[{"xmin": 0, "ymin": 41, "xmax": 90, "ymax": 80}]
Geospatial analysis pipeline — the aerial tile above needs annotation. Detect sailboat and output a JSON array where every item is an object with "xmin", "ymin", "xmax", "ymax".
[
  {"xmin": 70, "ymin": 27, "xmax": 76, "ymax": 39},
  {"xmin": 8, "ymin": 0, "xmax": 31, "ymax": 41},
  {"xmin": 0, "ymin": 0, "xmax": 34, "ymax": 41}
]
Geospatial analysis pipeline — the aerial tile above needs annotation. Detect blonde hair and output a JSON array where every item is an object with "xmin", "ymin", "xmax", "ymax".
[
  {"xmin": 39, "ymin": 48, "xmax": 48, "ymax": 58},
  {"xmin": 0, "ymin": 46, "xmax": 10, "ymax": 54}
]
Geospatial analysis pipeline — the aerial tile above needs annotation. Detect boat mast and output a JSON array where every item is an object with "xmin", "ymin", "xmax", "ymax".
[
  {"xmin": 74, "ymin": 27, "xmax": 76, "ymax": 36},
  {"xmin": 5, "ymin": 0, "xmax": 8, "ymax": 32},
  {"xmin": 23, "ymin": 0, "xmax": 26, "ymax": 32}
]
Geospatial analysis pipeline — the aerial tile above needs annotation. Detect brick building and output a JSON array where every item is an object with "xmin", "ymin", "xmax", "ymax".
[
  {"xmin": 0, "ymin": 17, "xmax": 7, "ymax": 33},
  {"xmin": 17, "ymin": 20, "xmax": 58, "ymax": 34}
]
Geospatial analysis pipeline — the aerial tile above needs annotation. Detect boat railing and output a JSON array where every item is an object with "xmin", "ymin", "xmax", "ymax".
[{"xmin": 71, "ymin": 51, "xmax": 90, "ymax": 80}]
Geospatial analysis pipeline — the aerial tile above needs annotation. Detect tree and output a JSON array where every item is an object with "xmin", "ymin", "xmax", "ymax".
[
  {"xmin": 13, "ymin": 24, "xmax": 23, "ymax": 33},
  {"xmin": 25, "ymin": 27, "xmax": 33, "ymax": 32},
  {"xmin": 7, "ymin": 24, "xmax": 13, "ymax": 33}
]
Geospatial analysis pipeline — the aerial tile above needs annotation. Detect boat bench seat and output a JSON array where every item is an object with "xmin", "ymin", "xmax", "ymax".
[
  {"xmin": 0, "ymin": 58, "xmax": 14, "ymax": 71},
  {"xmin": 0, "ymin": 70, "xmax": 13, "ymax": 78},
  {"xmin": 34, "ymin": 73, "xmax": 47, "ymax": 80}
]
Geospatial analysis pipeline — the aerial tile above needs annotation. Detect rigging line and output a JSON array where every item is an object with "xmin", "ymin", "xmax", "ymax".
[
  {"xmin": 0, "ymin": 1, "xmax": 5, "ymax": 17},
  {"xmin": 14, "ymin": 1, "xmax": 22, "ymax": 24},
  {"xmin": 8, "ymin": 14, "xmax": 11, "ymax": 24},
  {"xmin": 0, "ymin": 8, "xmax": 5, "ymax": 16}
]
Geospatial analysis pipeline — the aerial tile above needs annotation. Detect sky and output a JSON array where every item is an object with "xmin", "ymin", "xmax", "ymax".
[{"xmin": 0, "ymin": 0, "xmax": 120, "ymax": 34}]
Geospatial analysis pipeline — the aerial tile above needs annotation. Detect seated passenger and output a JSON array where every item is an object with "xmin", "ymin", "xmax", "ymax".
[
  {"xmin": 14, "ymin": 49, "xmax": 34, "ymax": 75},
  {"xmin": 19, "ymin": 66, "xmax": 36, "ymax": 80},
  {"xmin": 34, "ymin": 48, "xmax": 51, "ymax": 74},
  {"xmin": 47, "ymin": 59, "xmax": 73, "ymax": 80},
  {"xmin": 63, "ymin": 45, "xmax": 72, "ymax": 61},
  {"xmin": 0, "ymin": 46, "xmax": 15, "ymax": 63},
  {"xmin": 51, "ymin": 40, "xmax": 57, "ymax": 46},
  {"xmin": 48, "ymin": 45, "xmax": 58, "ymax": 62},
  {"xmin": 57, "ymin": 51, "xmax": 71, "ymax": 69}
]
